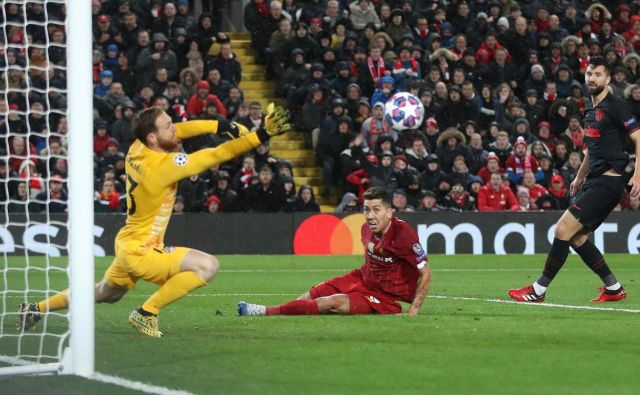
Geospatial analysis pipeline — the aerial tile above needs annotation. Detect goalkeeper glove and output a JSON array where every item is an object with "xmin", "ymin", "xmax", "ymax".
[
  {"xmin": 257, "ymin": 103, "xmax": 292, "ymax": 142},
  {"xmin": 217, "ymin": 118, "xmax": 250, "ymax": 140}
]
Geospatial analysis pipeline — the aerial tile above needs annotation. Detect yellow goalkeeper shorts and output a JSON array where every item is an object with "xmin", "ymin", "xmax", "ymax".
[{"xmin": 104, "ymin": 246, "xmax": 190, "ymax": 289}]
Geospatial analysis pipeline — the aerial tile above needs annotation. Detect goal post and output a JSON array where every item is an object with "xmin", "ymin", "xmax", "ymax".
[
  {"xmin": 0, "ymin": 0, "xmax": 94, "ymax": 376},
  {"xmin": 65, "ymin": 0, "xmax": 95, "ymax": 377}
]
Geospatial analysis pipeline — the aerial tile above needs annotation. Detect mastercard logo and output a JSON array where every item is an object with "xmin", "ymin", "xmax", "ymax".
[{"xmin": 294, "ymin": 214, "xmax": 365, "ymax": 255}]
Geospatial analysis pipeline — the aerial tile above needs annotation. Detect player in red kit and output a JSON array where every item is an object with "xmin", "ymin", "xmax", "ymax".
[{"xmin": 238, "ymin": 187, "xmax": 432, "ymax": 316}]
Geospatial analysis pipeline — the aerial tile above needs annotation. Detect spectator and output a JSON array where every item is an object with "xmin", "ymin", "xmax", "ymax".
[
  {"xmin": 205, "ymin": 194, "xmax": 223, "ymax": 213},
  {"xmin": 243, "ymin": 165, "xmax": 287, "ymax": 212},
  {"xmin": 94, "ymin": 178, "xmax": 122, "ymax": 213},
  {"xmin": 506, "ymin": 137, "xmax": 543, "ymax": 185},
  {"xmin": 186, "ymin": 80, "xmax": 227, "ymax": 118},
  {"xmin": 435, "ymin": 128, "xmax": 471, "ymax": 175},
  {"xmin": 441, "ymin": 179, "xmax": 475, "ymax": 212},
  {"xmin": 335, "ymin": 192, "xmax": 359, "ymax": 213},
  {"xmin": 349, "ymin": 1, "xmax": 380, "ymax": 31},
  {"xmin": 317, "ymin": 115, "xmax": 354, "ymax": 196},
  {"xmin": 178, "ymin": 173, "xmax": 208, "ymax": 212},
  {"xmin": 560, "ymin": 151, "xmax": 582, "ymax": 188},
  {"xmin": 417, "ymin": 190, "xmax": 440, "ymax": 212},
  {"xmin": 405, "ymin": 138, "xmax": 429, "ymax": 173},
  {"xmin": 208, "ymin": 170, "xmax": 239, "ymax": 212},
  {"xmin": 513, "ymin": 187, "xmax": 539, "ymax": 212},
  {"xmin": 477, "ymin": 152, "xmax": 506, "ymax": 183},
  {"xmin": 291, "ymin": 185, "xmax": 320, "ymax": 212},
  {"xmin": 206, "ymin": 42, "xmax": 242, "ymax": 85},
  {"xmin": 233, "ymin": 155, "xmax": 257, "ymax": 191},
  {"xmin": 391, "ymin": 189, "xmax": 413, "ymax": 212},
  {"xmin": 477, "ymin": 173, "xmax": 519, "ymax": 211},
  {"xmin": 136, "ymin": 32, "xmax": 178, "ymax": 81},
  {"xmin": 521, "ymin": 170, "xmax": 549, "ymax": 204},
  {"xmin": 236, "ymin": 101, "xmax": 264, "ymax": 133}
]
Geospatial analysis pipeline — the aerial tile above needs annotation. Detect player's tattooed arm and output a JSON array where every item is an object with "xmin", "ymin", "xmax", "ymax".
[{"xmin": 407, "ymin": 265, "xmax": 432, "ymax": 316}]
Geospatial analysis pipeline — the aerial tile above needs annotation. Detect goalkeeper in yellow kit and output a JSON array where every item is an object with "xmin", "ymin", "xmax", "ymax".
[{"xmin": 17, "ymin": 104, "xmax": 291, "ymax": 337}]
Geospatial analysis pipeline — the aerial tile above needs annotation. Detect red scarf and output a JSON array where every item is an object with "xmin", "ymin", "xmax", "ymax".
[
  {"xmin": 255, "ymin": 1, "xmax": 269, "ymax": 16},
  {"xmin": 100, "ymin": 191, "xmax": 121, "ymax": 210},
  {"xmin": 394, "ymin": 58, "xmax": 418, "ymax": 73},
  {"xmin": 571, "ymin": 129, "xmax": 584, "ymax": 150},
  {"xmin": 367, "ymin": 117, "xmax": 385, "ymax": 148},
  {"xmin": 367, "ymin": 56, "xmax": 385, "ymax": 79},
  {"xmin": 451, "ymin": 192, "xmax": 467, "ymax": 208}
]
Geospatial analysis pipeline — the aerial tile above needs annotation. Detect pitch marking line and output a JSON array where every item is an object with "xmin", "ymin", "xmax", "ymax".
[
  {"xmin": 219, "ymin": 268, "xmax": 640, "ymax": 273},
  {"xmin": 91, "ymin": 372, "xmax": 196, "ymax": 395},
  {"xmin": 151, "ymin": 293, "xmax": 640, "ymax": 314}
]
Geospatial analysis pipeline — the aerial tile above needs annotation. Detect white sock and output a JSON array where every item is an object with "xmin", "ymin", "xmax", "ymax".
[
  {"xmin": 605, "ymin": 282, "xmax": 621, "ymax": 291},
  {"xmin": 532, "ymin": 282, "xmax": 546, "ymax": 296}
]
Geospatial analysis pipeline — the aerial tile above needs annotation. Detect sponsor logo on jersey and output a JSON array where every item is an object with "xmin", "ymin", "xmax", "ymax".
[
  {"xmin": 624, "ymin": 117, "xmax": 637, "ymax": 127},
  {"xmin": 173, "ymin": 154, "xmax": 188, "ymax": 166},
  {"xmin": 367, "ymin": 296, "xmax": 381, "ymax": 304},
  {"xmin": 595, "ymin": 109, "xmax": 605, "ymax": 122},
  {"xmin": 585, "ymin": 127, "xmax": 601, "ymax": 138}
]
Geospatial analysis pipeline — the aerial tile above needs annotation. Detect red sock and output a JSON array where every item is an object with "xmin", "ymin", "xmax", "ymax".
[{"xmin": 266, "ymin": 300, "xmax": 320, "ymax": 315}]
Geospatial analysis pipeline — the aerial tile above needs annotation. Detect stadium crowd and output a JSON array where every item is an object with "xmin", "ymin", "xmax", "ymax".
[
  {"xmin": 247, "ymin": 0, "xmax": 640, "ymax": 213},
  {"xmin": 2, "ymin": 0, "xmax": 640, "ymax": 214}
]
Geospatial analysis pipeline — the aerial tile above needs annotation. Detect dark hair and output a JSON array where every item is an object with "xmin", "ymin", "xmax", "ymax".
[
  {"xmin": 588, "ymin": 55, "xmax": 610, "ymax": 75},
  {"xmin": 363, "ymin": 187, "xmax": 391, "ymax": 206},
  {"xmin": 132, "ymin": 106, "xmax": 163, "ymax": 145}
]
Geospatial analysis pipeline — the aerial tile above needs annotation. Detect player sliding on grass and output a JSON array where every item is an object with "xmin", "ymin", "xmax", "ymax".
[
  {"xmin": 18, "ymin": 104, "xmax": 291, "ymax": 337},
  {"xmin": 238, "ymin": 187, "xmax": 432, "ymax": 316},
  {"xmin": 509, "ymin": 56, "xmax": 640, "ymax": 303}
]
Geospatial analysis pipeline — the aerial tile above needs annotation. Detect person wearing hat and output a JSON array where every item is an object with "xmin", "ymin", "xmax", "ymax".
[
  {"xmin": 522, "ymin": 63, "xmax": 547, "ymax": 99},
  {"xmin": 136, "ymin": 31, "xmax": 178, "ymax": 80},
  {"xmin": 208, "ymin": 170, "xmax": 238, "ymax": 212},
  {"xmin": 512, "ymin": 186, "xmax": 538, "ymax": 212},
  {"xmin": 332, "ymin": 61, "xmax": 356, "ymax": 98},
  {"xmin": 391, "ymin": 188, "xmax": 413, "ymax": 212},
  {"xmin": 418, "ymin": 190, "xmax": 440, "ymax": 212},
  {"xmin": 185, "ymin": 80, "xmax": 227, "ymax": 118},
  {"xmin": 370, "ymin": 75, "xmax": 397, "ymax": 107},
  {"xmin": 94, "ymin": 121, "xmax": 118, "ymax": 157},
  {"xmin": 523, "ymin": 88, "xmax": 545, "ymax": 128},
  {"xmin": 385, "ymin": 9, "xmax": 411, "ymax": 45},
  {"xmin": 94, "ymin": 69, "xmax": 114, "ymax": 98},
  {"xmin": 506, "ymin": 136, "xmax": 543, "ymax": 185},
  {"xmin": 204, "ymin": 194, "xmax": 223, "ymax": 213},
  {"xmin": 536, "ymin": 174, "xmax": 569, "ymax": 210},
  {"xmin": 419, "ymin": 154, "xmax": 444, "ymax": 192},
  {"xmin": 441, "ymin": 179, "xmax": 475, "ymax": 212},
  {"xmin": 104, "ymin": 43, "xmax": 120, "ymax": 70},
  {"xmin": 392, "ymin": 46, "xmax": 421, "ymax": 91},
  {"xmin": 349, "ymin": 0, "xmax": 381, "ymax": 31},
  {"xmin": 276, "ymin": 46, "xmax": 308, "ymax": 97}
]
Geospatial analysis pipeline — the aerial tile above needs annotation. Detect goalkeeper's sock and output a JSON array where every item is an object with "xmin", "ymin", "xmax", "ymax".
[
  {"xmin": 266, "ymin": 300, "xmax": 320, "ymax": 315},
  {"xmin": 38, "ymin": 291, "xmax": 69, "ymax": 312},
  {"xmin": 142, "ymin": 272, "xmax": 206, "ymax": 315}
]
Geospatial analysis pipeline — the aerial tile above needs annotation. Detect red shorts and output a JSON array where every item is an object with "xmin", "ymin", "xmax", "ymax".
[{"xmin": 308, "ymin": 270, "xmax": 402, "ymax": 315}]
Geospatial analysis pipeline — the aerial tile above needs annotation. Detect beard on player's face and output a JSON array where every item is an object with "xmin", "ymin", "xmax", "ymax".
[
  {"xmin": 587, "ymin": 82, "xmax": 606, "ymax": 96},
  {"xmin": 156, "ymin": 134, "xmax": 179, "ymax": 151}
]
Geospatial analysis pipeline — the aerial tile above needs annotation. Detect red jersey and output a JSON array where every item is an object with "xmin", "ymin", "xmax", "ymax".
[{"xmin": 358, "ymin": 217, "xmax": 426, "ymax": 303}]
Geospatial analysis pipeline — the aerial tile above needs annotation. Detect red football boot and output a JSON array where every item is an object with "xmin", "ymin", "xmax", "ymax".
[
  {"xmin": 592, "ymin": 286, "xmax": 627, "ymax": 302},
  {"xmin": 508, "ymin": 285, "xmax": 545, "ymax": 303}
]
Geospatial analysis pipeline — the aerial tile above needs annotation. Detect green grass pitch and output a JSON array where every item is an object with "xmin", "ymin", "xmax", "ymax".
[{"xmin": 2, "ymin": 254, "xmax": 640, "ymax": 395}]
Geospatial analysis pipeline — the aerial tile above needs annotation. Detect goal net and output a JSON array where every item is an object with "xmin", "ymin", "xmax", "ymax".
[{"xmin": 0, "ymin": 0, "xmax": 94, "ymax": 376}]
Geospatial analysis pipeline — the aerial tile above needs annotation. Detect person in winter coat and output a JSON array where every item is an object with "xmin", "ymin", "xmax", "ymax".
[
  {"xmin": 477, "ymin": 172, "xmax": 518, "ymax": 211},
  {"xmin": 506, "ymin": 136, "xmax": 544, "ymax": 185},
  {"xmin": 291, "ymin": 185, "xmax": 320, "ymax": 212},
  {"xmin": 477, "ymin": 152, "xmax": 506, "ymax": 183},
  {"xmin": 441, "ymin": 180, "xmax": 476, "ymax": 212},
  {"xmin": 435, "ymin": 128, "xmax": 471, "ymax": 175}
]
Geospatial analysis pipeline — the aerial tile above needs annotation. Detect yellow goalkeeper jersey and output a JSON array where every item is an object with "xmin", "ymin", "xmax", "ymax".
[{"xmin": 115, "ymin": 120, "xmax": 261, "ymax": 254}]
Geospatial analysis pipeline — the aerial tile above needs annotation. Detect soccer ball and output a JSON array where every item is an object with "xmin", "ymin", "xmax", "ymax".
[{"xmin": 384, "ymin": 92, "xmax": 425, "ymax": 132}]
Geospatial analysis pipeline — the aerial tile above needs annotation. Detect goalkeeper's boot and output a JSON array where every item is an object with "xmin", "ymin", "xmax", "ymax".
[
  {"xmin": 592, "ymin": 286, "xmax": 627, "ymax": 302},
  {"xmin": 237, "ymin": 301, "xmax": 266, "ymax": 316},
  {"xmin": 128, "ymin": 310, "xmax": 164, "ymax": 337},
  {"xmin": 17, "ymin": 303, "xmax": 41, "ymax": 332},
  {"xmin": 508, "ymin": 285, "xmax": 545, "ymax": 303}
]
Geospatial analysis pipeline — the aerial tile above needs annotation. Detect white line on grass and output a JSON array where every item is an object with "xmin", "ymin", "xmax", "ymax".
[
  {"xmin": 218, "ymin": 268, "xmax": 640, "ymax": 273},
  {"xmin": 429, "ymin": 295, "xmax": 640, "ymax": 313},
  {"xmin": 167, "ymin": 293, "xmax": 640, "ymax": 314},
  {"xmin": 91, "ymin": 372, "xmax": 197, "ymax": 395}
]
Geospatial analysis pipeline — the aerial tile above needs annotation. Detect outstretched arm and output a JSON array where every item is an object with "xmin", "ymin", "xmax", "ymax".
[
  {"xmin": 407, "ymin": 265, "xmax": 432, "ymax": 316},
  {"xmin": 156, "ymin": 133, "xmax": 263, "ymax": 187},
  {"xmin": 175, "ymin": 119, "xmax": 247, "ymax": 140}
]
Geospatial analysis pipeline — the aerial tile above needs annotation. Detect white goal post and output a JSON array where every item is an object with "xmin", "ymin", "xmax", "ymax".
[{"xmin": 0, "ymin": 0, "xmax": 94, "ymax": 376}]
